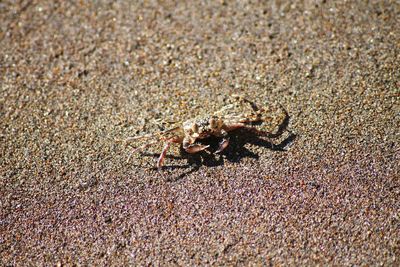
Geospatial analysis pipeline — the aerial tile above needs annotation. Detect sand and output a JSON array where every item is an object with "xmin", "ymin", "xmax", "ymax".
[{"xmin": 1, "ymin": 1, "xmax": 399, "ymax": 265}]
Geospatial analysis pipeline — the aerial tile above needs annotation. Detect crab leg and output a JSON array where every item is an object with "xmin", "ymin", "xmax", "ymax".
[
  {"xmin": 216, "ymin": 129, "xmax": 230, "ymax": 153},
  {"xmin": 225, "ymin": 104, "xmax": 289, "ymax": 138},
  {"xmin": 251, "ymin": 105, "xmax": 289, "ymax": 138},
  {"xmin": 132, "ymin": 140, "xmax": 158, "ymax": 153},
  {"xmin": 157, "ymin": 142, "xmax": 171, "ymax": 168},
  {"xmin": 224, "ymin": 123, "xmax": 282, "ymax": 138},
  {"xmin": 127, "ymin": 140, "xmax": 159, "ymax": 163},
  {"xmin": 157, "ymin": 136, "xmax": 183, "ymax": 168},
  {"xmin": 215, "ymin": 138, "xmax": 229, "ymax": 153},
  {"xmin": 232, "ymin": 94, "xmax": 265, "ymax": 117},
  {"xmin": 246, "ymin": 127, "xmax": 283, "ymax": 138}
]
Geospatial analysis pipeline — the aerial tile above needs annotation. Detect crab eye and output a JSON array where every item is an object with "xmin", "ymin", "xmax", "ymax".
[
  {"xmin": 209, "ymin": 118, "xmax": 217, "ymax": 129},
  {"xmin": 191, "ymin": 123, "xmax": 199, "ymax": 133}
]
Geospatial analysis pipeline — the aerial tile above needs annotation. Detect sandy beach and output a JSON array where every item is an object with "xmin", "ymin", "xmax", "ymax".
[{"xmin": 1, "ymin": 1, "xmax": 399, "ymax": 265}]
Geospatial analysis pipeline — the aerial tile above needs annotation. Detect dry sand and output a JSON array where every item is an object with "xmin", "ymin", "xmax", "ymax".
[{"xmin": 1, "ymin": 1, "xmax": 399, "ymax": 265}]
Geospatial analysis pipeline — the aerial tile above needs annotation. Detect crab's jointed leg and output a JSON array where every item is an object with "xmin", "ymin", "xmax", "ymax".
[
  {"xmin": 126, "ymin": 127, "xmax": 183, "ymax": 166},
  {"xmin": 157, "ymin": 136, "xmax": 183, "ymax": 168},
  {"xmin": 131, "ymin": 140, "xmax": 158, "ymax": 153},
  {"xmin": 227, "ymin": 122, "xmax": 276, "ymax": 136},
  {"xmin": 232, "ymin": 94, "xmax": 265, "ymax": 118},
  {"xmin": 127, "ymin": 140, "xmax": 159, "ymax": 163},
  {"xmin": 225, "ymin": 122, "xmax": 285, "ymax": 138},
  {"xmin": 225, "ymin": 103, "xmax": 289, "ymax": 137},
  {"xmin": 215, "ymin": 129, "xmax": 230, "ymax": 154}
]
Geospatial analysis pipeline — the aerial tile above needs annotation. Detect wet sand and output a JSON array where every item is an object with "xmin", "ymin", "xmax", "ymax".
[{"xmin": 1, "ymin": 1, "xmax": 399, "ymax": 265}]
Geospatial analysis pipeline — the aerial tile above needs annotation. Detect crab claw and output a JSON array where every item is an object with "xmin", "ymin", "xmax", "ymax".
[
  {"xmin": 215, "ymin": 138, "xmax": 229, "ymax": 154},
  {"xmin": 184, "ymin": 144, "xmax": 210, "ymax": 154}
]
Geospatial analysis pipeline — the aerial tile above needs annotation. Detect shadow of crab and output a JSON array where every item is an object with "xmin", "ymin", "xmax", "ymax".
[
  {"xmin": 184, "ymin": 129, "xmax": 296, "ymax": 166},
  {"xmin": 141, "ymin": 129, "xmax": 296, "ymax": 180}
]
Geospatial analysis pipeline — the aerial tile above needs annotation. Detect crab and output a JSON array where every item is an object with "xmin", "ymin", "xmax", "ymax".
[{"xmin": 127, "ymin": 95, "xmax": 289, "ymax": 168}]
